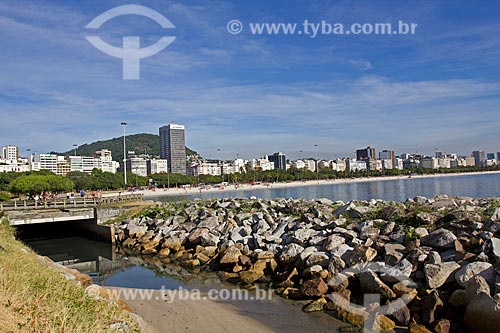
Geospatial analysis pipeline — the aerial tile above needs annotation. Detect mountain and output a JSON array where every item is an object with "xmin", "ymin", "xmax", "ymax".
[{"xmin": 57, "ymin": 133, "xmax": 197, "ymax": 161}]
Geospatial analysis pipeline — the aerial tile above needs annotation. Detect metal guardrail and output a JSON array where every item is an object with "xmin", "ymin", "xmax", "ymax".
[{"xmin": 0, "ymin": 193, "xmax": 144, "ymax": 211}]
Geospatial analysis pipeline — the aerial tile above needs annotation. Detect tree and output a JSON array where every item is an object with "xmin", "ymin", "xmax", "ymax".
[{"xmin": 9, "ymin": 175, "xmax": 74, "ymax": 198}]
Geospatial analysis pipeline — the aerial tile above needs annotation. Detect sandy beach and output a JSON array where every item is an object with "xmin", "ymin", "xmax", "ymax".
[
  {"xmin": 107, "ymin": 287, "xmax": 343, "ymax": 333},
  {"xmin": 138, "ymin": 170, "xmax": 500, "ymax": 199}
]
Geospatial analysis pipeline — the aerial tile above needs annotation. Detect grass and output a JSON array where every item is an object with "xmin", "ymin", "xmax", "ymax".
[
  {"xmin": 103, "ymin": 201, "xmax": 155, "ymax": 225},
  {"xmin": 0, "ymin": 220, "xmax": 139, "ymax": 332}
]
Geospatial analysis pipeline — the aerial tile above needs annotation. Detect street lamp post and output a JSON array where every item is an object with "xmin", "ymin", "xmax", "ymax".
[
  {"xmin": 235, "ymin": 153, "xmax": 240, "ymax": 184},
  {"xmin": 121, "ymin": 122, "xmax": 128, "ymax": 188},
  {"xmin": 73, "ymin": 144, "xmax": 78, "ymax": 156},
  {"xmin": 314, "ymin": 144, "xmax": 319, "ymax": 180},
  {"xmin": 217, "ymin": 148, "xmax": 222, "ymax": 182}
]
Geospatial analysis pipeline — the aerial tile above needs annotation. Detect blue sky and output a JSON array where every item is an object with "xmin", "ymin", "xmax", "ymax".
[{"xmin": 1, "ymin": 0, "xmax": 500, "ymax": 160}]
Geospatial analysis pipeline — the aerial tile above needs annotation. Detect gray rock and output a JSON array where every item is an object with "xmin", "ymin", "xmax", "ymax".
[
  {"xmin": 292, "ymin": 228, "xmax": 318, "ymax": 244},
  {"xmin": 466, "ymin": 275, "xmax": 491, "ymax": 303},
  {"xmin": 330, "ymin": 243, "xmax": 353, "ymax": 259},
  {"xmin": 187, "ymin": 228, "xmax": 209, "ymax": 244},
  {"xmin": 387, "ymin": 301, "xmax": 411, "ymax": 326},
  {"xmin": 279, "ymin": 243, "xmax": 304, "ymax": 264},
  {"xmin": 333, "ymin": 201, "xmax": 357, "ymax": 216},
  {"xmin": 490, "ymin": 208, "xmax": 500, "ymax": 221},
  {"xmin": 252, "ymin": 219, "xmax": 270, "ymax": 234},
  {"xmin": 230, "ymin": 226, "xmax": 244, "ymax": 242},
  {"xmin": 200, "ymin": 232, "xmax": 220, "ymax": 247},
  {"xmin": 455, "ymin": 262, "xmax": 495, "ymax": 288},
  {"xmin": 381, "ymin": 259, "xmax": 412, "ymax": 283},
  {"xmin": 490, "ymin": 238, "xmax": 500, "ymax": 261},
  {"xmin": 197, "ymin": 216, "xmax": 219, "ymax": 229},
  {"xmin": 327, "ymin": 255, "xmax": 346, "ymax": 274},
  {"xmin": 414, "ymin": 196, "xmax": 428, "ymax": 204},
  {"xmin": 345, "ymin": 245, "xmax": 377, "ymax": 267},
  {"xmin": 359, "ymin": 270, "xmax": 397, "ymax": 300},
  {"xmin": 377, "ymin": 206, "xmax": 401, "ymax": 221},
  {"xmin": 421, "ymin": 290, "xmax": 444, "ymax": 324},
  {"xmin": 381, "ymin": 222, "xmax": 396, "ymax": 235},
  {"xmin": 360, "ymin": 227, "xmax": 380, "ymax": 240},
  {"xmin": 305, "ymin": 251, "xmax": 330, "ymax": 268},
  {"xmin": 327, "ymin": 273, "xmax": 349, "ymax": 291},
  {"xmin": 384, "ymin": 243, "xmax": 406, "ymax": 266},
  {"xmin": 127, "ymin": 222, "xmax": 148, "ymax": 238},
  {"xmin": 303, "ymin": 265, "xmax": 324, "ymax": 277},
  {"xmin": 414, "ymin": 227, "xmax": 429, "ymax": 238},
  {"xmin": 299, "ymin": 246, "xmax": 319, "ymax": 262},
  {"xmin": 428, "ymin": 251, "xmax": 441, "ymax": 265},
  {"xmin": 324, "ymin": 234, "xmax": 346, "ymax": 251},
  {"xmin": 416, "ymin": 212, "xmax": 442, "ymax": 225},
  {"xmin": 484, "ymin": 220, "xmax": 500, "ymax": 234},
  {"xmin": 331, "ymin": 217, "xmax": 347, "ymax": 227},
  {"xmin": 449, "ymin": 289, "xmax": 468, "ymax": 307},
  {"xmin": 424, "ymin": 262, "xmax": 461, "ymax": 289},
  {"xmin": 309, "ymin": 235, "xmax": 326, "ymax": 247},
  {"xmin": 389, "ymin": 231, "xmax": 406, "ymax": 244},
  {"xmin": 271, "ymin": 221, "xmax": 288, "ymax": 238},
  {"xmin": 317, "ymin": 198, "xmax": 334, "ymax": 205},
  {"xmin": 421, "ymin": 228, "xmax": 457, "ymax": 249},
  {"xmin": 464, "ymin": 293, "xmax": 500, "ymax": 333},
  {"xmin": 219, "ymin": 246, "xmax": 242, "ymax": 264}
]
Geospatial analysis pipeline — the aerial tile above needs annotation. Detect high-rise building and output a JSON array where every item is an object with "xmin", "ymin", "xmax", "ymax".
[
  {"xmin": 472, "ymin": 150, "xmax": 486, "ymax": 167},
  {"xmin": 379, "ymin": 149, "xmax": 396, "ymax": 167},
  {"xmin": 159, "ymin": 123, "xmax": 186, "ymax": 174},
  {"xmin": 486, "ymin": 153, "xmax": 496, "ymax": 161},
  {"xmin": 1, "ymin": 145, "xmax": 18, "ymax": 160},
  {"xmin": 356, "ymin": 146, "xmax": 376, "ymax": 160},
  {"xmin": 268, "ymin": 152, "xmax": 287, "ymax": 171}
]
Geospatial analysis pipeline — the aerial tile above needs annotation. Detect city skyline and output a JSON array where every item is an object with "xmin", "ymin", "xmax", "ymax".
[{"xmin": 1, "ymin": 1, "xmax": 500, "ymax": 157}]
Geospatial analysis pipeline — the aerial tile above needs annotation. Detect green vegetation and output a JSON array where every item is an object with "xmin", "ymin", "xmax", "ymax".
[
  {"xmin": 56, "ymin": 133, "xmax": 197, "ymax": 162},
  {"xmin": 405, "ymin": 227, "xmax": 420, "ymax": 241},
  {"xmin": 0, "ymin": 191, "xmax": 11, "ymax": 202},
  {"xmin": 0, "ymin": 221, "xmax": 138, "ymax": 332},
  {"xmin": 8, "ymin": 174, "xmax": 73, "ymax": 198}
]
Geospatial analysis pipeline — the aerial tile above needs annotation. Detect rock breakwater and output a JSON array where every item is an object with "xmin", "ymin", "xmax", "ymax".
[{"xmin": 115, "ymin": 195, "xmax": 500, "ymax": 332}]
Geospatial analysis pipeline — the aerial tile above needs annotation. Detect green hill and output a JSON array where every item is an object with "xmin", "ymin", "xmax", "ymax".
[{"xmin": 56, "ymin": 133, "xmax": 197, "ymax": 161}]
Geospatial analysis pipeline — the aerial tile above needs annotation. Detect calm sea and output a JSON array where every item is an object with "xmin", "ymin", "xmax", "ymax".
[{"xmin": 149, "ymin": 173, "xmax": 500, "ymax": 203}]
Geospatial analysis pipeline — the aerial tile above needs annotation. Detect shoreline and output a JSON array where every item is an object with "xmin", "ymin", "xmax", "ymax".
[
  {"xmin": 140, "ymin": 170, "xmax": 500, "ymax": 198},
  {"xmin": 107, "ymin": 287, "xmax": 343, "ymax": 333}
]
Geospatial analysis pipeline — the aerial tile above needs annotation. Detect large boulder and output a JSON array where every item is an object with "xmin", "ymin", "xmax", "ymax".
[
  {"xmin": 455, "ymin": 262, "xmax": 495, "ymax": 288},
  {"xmin": 324, "ymin": 234, "xmax": 346, "ymax": 251},
  {"xmin": 359, "ymin": 270, "xmax": 396, "ymax": 300},
  {"xmin": 424, "ymin": 262, "xmax": 461, "ymax": 289},
  {"xmin": 279, "ymin": 243, "xmax": 304, "ymax": 264},
  {"xmin": 464, "ymin": 293, "xmax": 500, "ymax": 333},
  {"xmin": 421, "ymin": 290, "xmax": 444, "ymax": 324},
  {"xmin": 384, "ymin": 243, "xmax": 406, "ymax": 266},
  {"xmin": 345, "ymin": 245, "xmax": 377, "ymax": 266},
  {"xmin": 421, "ymin": 228, "xmax": 457, "ymax": 249},
  {"xmin": 300, "ymin": 278, "xmax": 328, "ymax": 297},
  {"xmin": 381, "ymin": 259, "xmax": 412, "ymax": 283},
  {"xmin": 219, "ymin": 246, "xmax": 242, "ymax": 265},
  {"xmin": 489, "ymin": 238, "xmax": 500, "ymax": 261}
]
